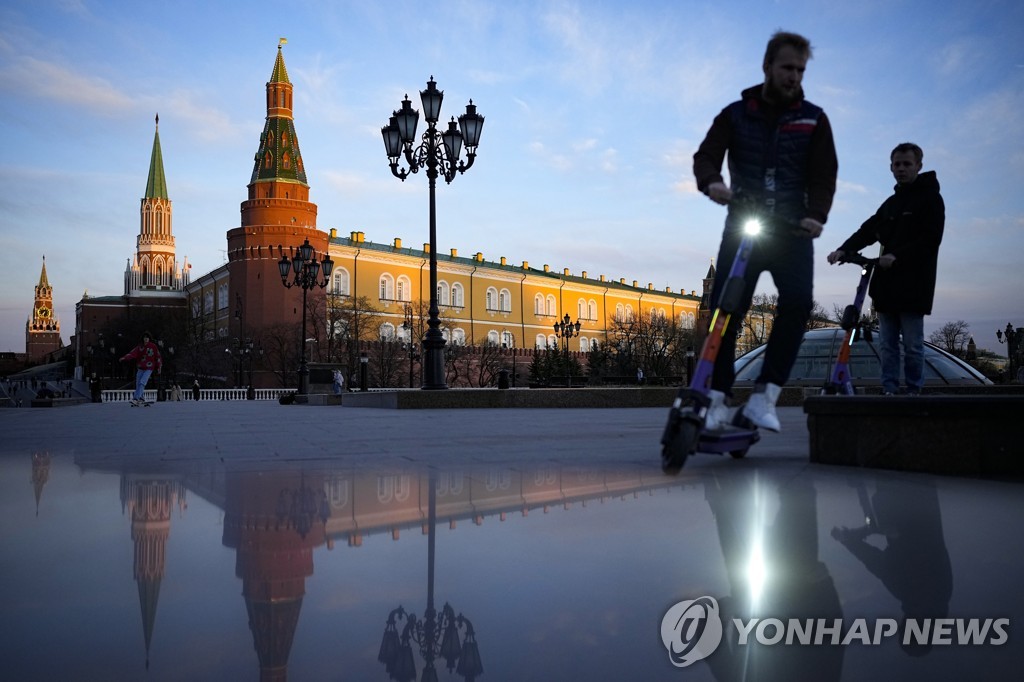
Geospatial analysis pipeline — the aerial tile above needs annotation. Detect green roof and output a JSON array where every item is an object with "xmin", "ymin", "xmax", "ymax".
[
  {"xmin": 270, "ymin": 46, "xmax": 290, "ymax": 84},
  {"xmin": 144, "ymin": 116, "xmax": 169, "ymax": 200}
]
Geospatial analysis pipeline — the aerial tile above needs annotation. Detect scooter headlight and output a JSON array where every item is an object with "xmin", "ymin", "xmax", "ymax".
[{"xmin": 743, "ymin": 218, "xmax": 762, "ymax": 235}]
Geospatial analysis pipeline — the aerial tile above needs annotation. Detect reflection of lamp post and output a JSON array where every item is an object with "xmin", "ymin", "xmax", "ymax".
[
  {"xmin": 381, "ymin": 77, "xmax": 484, "ymax": 390},
  {"xmin": 402, "ymin": 304, "xmax": 421, "ymax": 388},
  {"xmin": 278, "ymin": 238, "xmax": 334, "ymax": 395},
  {"xmin": 275, "ymin": 474, "xmax": 329, "ymax": 540},
  {"xmin": 997, "ymin": 323, "xmax": 1020, "ymax": 382},
  {"xmin": 553, "ymin": 313, "xmax": 581, "ymax": 388},
  {"xmin": 378, "ymin": 471, "xmax": 483, "ymax": 682}
]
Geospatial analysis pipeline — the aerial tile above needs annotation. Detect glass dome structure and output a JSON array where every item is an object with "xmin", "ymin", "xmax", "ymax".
[{"xmin": 733, "ymin": 327, "xmax": 991, "ymax": 387}]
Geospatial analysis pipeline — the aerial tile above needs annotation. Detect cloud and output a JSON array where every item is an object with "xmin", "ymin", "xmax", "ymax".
[{"xmin": 1, "ymin": 56, "xmax": 134, "ymax": 116}]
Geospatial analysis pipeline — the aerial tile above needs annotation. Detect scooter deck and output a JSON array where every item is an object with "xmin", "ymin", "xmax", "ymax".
[{"xmin": 697, "ymin": 425, "xmax": 760, "ymax": 454}]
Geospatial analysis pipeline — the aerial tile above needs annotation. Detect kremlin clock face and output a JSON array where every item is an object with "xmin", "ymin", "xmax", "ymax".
[{"xmin": 37, "ymin": 307, "xmax": 50, "ymax": 318}]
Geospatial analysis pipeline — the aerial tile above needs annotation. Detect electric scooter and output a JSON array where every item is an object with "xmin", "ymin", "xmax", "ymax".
[
  {"xmin": 821, "ymin": 252, "xmax": 878, "ymax": 395},
  {"xmin": 660, "ymin": 200, "xmax": 766, "ymax": 475}
]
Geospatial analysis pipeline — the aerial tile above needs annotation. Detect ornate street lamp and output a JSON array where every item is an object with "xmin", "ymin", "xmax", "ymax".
[
  {"xmin": 378, "ymin": 471, "xmax": 483, "ymax": 682},
  {"xmin": 278, "ymin": 238, "xmax": 334, "ymax": 395},
  {"xmin": 275, "ymin": 473, "xmax": 329, "ymax": 540},
  {"xmin": 996, "ymin": 323, "xmax": 1020, "ymax": 383},
  {"xmin": 553, "ymin": 314, "xmax": 581, "ymax": 388},
  {"xmin": 382, "ymin": 77, "xmax": 484, "ymax": 390}
]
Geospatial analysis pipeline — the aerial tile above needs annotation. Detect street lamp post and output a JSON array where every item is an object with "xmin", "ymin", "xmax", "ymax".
[
  {"xmin": 996, "ymin": 323, "xmax": 1020, "ymax": 383},
  {"xmin": 553, "ymin": 313, "xmax": 581, "ymax": 388},
  {"xmin": 278, "ymin": 238, "xmax": 334, "ymax": 395},
  {"xmin": 402, "ymin": 304, "xmax": 420, "ymax": 388},
  {"xmin": 382, "ymin": 77, "xmax": 484, "ymax": 390}
]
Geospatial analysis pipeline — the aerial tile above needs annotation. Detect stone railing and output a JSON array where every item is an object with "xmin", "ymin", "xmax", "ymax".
[{"xmin": 101, "ymin": 388, "xmax": 293, "ymax": 403}]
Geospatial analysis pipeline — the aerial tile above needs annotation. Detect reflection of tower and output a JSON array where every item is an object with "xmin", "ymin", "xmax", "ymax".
[
  {"xmin": 30, "ymin": 452, "xmax": 51, "ymax": 516},
  {"xmin": 120, "ymin": 474, "xmax": 186, "ymax": 669},
  {"xmin": 222, "ymin": 470, "xmax": 328, "ymax": 682}
]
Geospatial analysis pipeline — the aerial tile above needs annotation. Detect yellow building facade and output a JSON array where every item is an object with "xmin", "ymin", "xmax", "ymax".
[{"xmin": 326, "ymin": 229, "xmax": 700, "ymax": 352}]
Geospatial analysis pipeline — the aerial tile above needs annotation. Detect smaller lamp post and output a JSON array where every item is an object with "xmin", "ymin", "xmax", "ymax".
[
  {"xmin": 553, "ymin": 314, "xmax": 581, "ymax": 388},
  {"xmin": 402, "ymin": 304, "xmax": 420, "ymax": 388},
  {"xmin": 278, "ymin": 238, "xmax": 334, "ymax": 395},
  {"xmin": 997, "ymin": 323, "xmax": 1020, "ymax": 383}
]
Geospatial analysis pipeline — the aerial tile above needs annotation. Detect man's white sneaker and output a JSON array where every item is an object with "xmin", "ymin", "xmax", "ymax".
[
  {"xmin": 742, "ymin": 383, "xmax": 782, "ymax": 432},
  {"xmin": 704, "ymin": 390, "xmax": 736, "ymax": 430}
]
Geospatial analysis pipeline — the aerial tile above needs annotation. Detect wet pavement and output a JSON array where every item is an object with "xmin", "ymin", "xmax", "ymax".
[{"xmin": 1, "ymin": 402, "xmax": 1022, "ymax": 681}]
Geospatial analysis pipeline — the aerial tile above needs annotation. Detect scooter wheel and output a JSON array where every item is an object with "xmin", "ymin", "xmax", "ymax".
[
  {"xmin": 729, "ymin": 448, "xmax": 749, "ymax": 459},
  {"xmin": 661, "ymin": 418, "xmax": 699, "ymax": 475}
]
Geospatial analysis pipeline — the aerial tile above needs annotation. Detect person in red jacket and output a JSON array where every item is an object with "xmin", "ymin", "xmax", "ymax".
[{"xmin": 120, "ymin": 331, "xmax": 163, "ymax": 406}]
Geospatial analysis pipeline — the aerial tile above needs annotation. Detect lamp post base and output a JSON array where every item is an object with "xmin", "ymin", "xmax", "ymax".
[{"xmin": 422, "ymin": 333, "xmax": 447, "ymax": 390}]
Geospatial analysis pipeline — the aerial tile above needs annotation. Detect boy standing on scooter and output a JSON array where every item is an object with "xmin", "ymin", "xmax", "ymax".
[
  {"xmin": 693, "ymin": 31, "xmax": 838, "ymax": 431},
  {"xmin": 827, "ymin": 143, "xmax": 945, "ymax": 395}
]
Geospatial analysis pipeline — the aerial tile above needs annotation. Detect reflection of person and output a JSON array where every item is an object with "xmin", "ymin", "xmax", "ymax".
[
  {"xmin": 827, "ymin": 143, "xmax": 944, "ymax": 395},
  {"xmin": 694, "ymin": 31, "xmax": 838, "ymax": 431},
  {"xmin": 119, "ymin": 332, "xmax": 162, "ymax": 407},
  {"xmin": 704, "ymin": 472, "xmax": 844, "ymax": 681},
  {"xmin": 332, "ymin": 369, "xmax": 344, "ymax": 395},
  {"xmin": 831, "ymin": 478, "xmax": 952, "ymax": 656}
]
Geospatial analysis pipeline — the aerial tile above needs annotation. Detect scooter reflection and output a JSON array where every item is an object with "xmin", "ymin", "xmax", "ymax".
[{"xmin": 703, "ymin": 471, "xmax": 844, "ymax": 681}]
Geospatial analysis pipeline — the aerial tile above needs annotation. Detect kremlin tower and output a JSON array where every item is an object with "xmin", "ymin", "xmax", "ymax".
[
  {"xmin": 26, "ymin": 256, "xmax": 63, "ymax": 362},
  {"xmin": 226, "ymin": 40, "xmax": 326, "ymax": 334},
  {"xmin": 125, "ymin": 115, "xmax": 190, "ymax": 294}
]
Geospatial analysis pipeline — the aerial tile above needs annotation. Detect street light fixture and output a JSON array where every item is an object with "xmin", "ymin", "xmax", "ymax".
[
  {"xmin": 382, "ymin": 77, "xmax": 484, "ymax": 390},
  {"xmin": 553, "ymin": 313, "xmax": 581, "ymax": 388},
  {"xmin": 996, "ymin": 323, "xmax": 1020, "ymax": 383},
  {"xmin": 278, "ymin": 238, "xmax": 334, "ymax": 395}
]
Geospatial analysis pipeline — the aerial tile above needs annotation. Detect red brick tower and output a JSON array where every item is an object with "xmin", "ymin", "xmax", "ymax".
[
  {"xmin": 227, "ymin": 41, "xmax": 326, "ymax": 336},
  {"xmin": 26, "ymin": 256, "xmax": 63, "ymax": 361}
]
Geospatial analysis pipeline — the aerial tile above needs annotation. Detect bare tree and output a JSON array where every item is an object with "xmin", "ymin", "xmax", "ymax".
[{"xmin": 929, "ymin": 320, "xmax": 971, "ymax": 358}]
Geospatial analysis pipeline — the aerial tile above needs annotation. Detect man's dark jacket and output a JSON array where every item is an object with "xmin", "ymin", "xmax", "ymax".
[{"xmin": 838, "ymin": 171, "xmax": 944, "ymax": 314}]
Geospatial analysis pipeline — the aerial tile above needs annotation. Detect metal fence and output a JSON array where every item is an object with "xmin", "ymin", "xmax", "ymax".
[{"xmin": 101, "ymin": 388, "xmax": 294, "ymax": 403}]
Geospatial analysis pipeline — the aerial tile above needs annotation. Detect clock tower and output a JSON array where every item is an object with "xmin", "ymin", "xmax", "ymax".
[{"xmin": 26, "ymin": 256, "xmax": 63, "ymax": 362}]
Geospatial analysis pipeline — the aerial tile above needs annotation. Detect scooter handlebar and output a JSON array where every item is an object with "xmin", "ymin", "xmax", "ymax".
[{"xmin": 836, "ymin": 252, "xmax": 879, "ymax": 266}]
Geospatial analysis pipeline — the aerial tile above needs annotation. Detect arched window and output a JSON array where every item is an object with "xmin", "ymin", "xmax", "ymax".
[
  {"xmin": 487, "ymin": 330, "xmax": 500, "ymax": 346},
  {"xmin": 578, "ymin": 298, "xmax": 587, "ymax": 320},
  {"xmin": 438, "ymin": 281, "xmax": 450, "ymax": 307},
  {"xmin": 333, "ymin": 269, "xmax": 350, "ymax": 296},
  {"xmin": 548, "ymin": 334, "xmax": 558, "ymax": 348},
  {"xmin": 546, "ymin": 294, "xmax": 556, "ymax": 316},
  {"xmin": 501, "ymin": 330, "xmax": 514, "ymax": 348},
  {"xmin": 500, "ymin": 288, "xmax": 512, "ymax": 312},
  {"xmin": 218, "ymin": 283, "xmax": 229, "ymax": 309},
  {"xmin": 379, "ymin": 274, "xmax": 395, "ymax": 300},
  {"xmin": 486, "ymin": 287, "xmax": 498, "ymax": 311},
  {"xmin": 625, "ymin": 304, "xmax": 634, "ymax": 322},
  {"xmin": 534, "ymin": 293, "xmax": 545, "ymax": 315},
  {"xmin": 579, "ymin": 337, "xmax": 590, "ymax": 352},
  {"xmin": 682, "ymin": 311, "xmax": 695, "ymax": 328},
  {"xmin": 535, "ymin": 334, "xmax": 547, "ymax": 349},
  {"xmin": 397, "ymin": 275, "xmax": 412, "ymax": 302},
  {"xmin": 452, "ymin": 328, "xmax": 466, "ymax": 345},
  {"xmin": 451, "ymin": 283, "xmax": 464, "ymax": 307},
  {"xmin": 379, "ymin": 323, "xmax": 397, "ymax": 340},
  {"xmin": 589, "ymin": 299, "xmax": 598, "ymax": 320},
  {"xmin": 615, "ymin": 303, "xmax": 625, "ymax": 322}
]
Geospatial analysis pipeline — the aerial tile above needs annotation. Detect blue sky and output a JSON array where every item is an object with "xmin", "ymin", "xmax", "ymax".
[{"xmin": 2, "ymin": 0, "xmax": 1022, "ymax": 354}]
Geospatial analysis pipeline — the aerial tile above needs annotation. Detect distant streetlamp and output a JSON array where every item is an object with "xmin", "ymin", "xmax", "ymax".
[
  {"xmin": 381, "ymin": 77, "xmax": 484, "ymax": 390},
  {"xmin": 996, "ymin": 323, "xmax": 1020, "ymax": 383},
  {"xmin": 402, "ymin": 304, "xmax": 421, "ymax": 388},
  {"xmin": 553, "ymin": 314, "xmax": 581, "ymax": 388},
  {"xmin": 278, "ymin": 238, "xmax": 334, "ymax": 395}
]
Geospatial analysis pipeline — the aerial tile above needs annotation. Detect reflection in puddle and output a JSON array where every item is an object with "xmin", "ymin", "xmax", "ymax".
[{"xmin": 4, "ymin": 451, "xmax": 1021, "ymax": 681}]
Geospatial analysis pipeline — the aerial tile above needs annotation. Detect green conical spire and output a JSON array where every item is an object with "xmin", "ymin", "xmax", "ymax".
[
  {"xmin": 144, "ymin": 114, "xmax": 169, "ymax": 200},
  {"xmin": 270, "ymin": 41, "xmax": 290, "ymax": 83}
]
